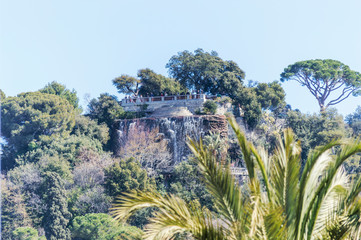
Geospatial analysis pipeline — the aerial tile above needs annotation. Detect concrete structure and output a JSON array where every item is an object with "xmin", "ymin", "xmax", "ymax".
[{"xmin": 121, "ymin": 94, "xmax": 217, "ymax": 114}]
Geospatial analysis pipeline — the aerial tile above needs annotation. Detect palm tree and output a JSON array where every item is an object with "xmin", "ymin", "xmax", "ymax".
[{"xmin": 111, "ymin": 117, "xmax": 361, "ymax": 240}]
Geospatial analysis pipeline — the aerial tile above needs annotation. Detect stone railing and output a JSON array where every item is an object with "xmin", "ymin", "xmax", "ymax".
[{"xmin": 121, "ymin": 94, "xmax": 217, "ymax": 106}]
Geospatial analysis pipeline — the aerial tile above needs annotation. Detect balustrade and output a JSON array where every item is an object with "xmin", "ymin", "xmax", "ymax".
[{"xmin": 122, "ymin": 94, "xmax": 215, "ymax": 105}]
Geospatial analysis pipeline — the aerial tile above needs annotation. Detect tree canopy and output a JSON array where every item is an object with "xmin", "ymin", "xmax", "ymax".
[
  {"xmin": 281, "ymin": 59, "xmax": 361, "ymax": 112},
  {"xmin": 254, "ymin": 81, "xmax": 286, "ymax": 111},
  {"xmin": 12, "ymin": 227, "xmax": 43, "ymax": 240},
  {"xmin": 113, "ymin": 75, "xmax": 141, "ymax": 96},
  {"xmin": 104, "ymin": 158, "xmax": 153, "ymax": 197},
  {"xmin": 1, "ymin": 92, "xmax": 76, "ymax": 168},
  {"xmin": 166, "ymin": 48, "xmax": 245, "ymax": 97},
  {"xmin": 0, "ymin": 88, "xmax": 6, "ymax": 100},
  {"xmin": 87, "ymin": 93, "xmax": 124, "ymax": 128},
  {"xmin": 346, "ymin": 106, "xmax": 361, "ymax": 136},
  {"xmin": 113, "ymin": 69, "xmax": 185, "ymax": 97},
  {"xmin": 138, "ymin": 68, "xmax": 185, "ymax": 96},
  {"xmin": 39, "ymin": 81, "xmax": 80, "ymax": 110},
  {"xmin": 70, "ymin": 213, "xmax": 142, "ymax": 240},
  {"xmin": 41, "ymin": 171, "xmax": 71, "ymax": 240}
]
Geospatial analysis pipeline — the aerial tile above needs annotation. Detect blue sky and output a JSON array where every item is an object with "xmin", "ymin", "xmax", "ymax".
[{"xmin": 1, "ymin": 0, "xmax": 360, "ymax": 116}]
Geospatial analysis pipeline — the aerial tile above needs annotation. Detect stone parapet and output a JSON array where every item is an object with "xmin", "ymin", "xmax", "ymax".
[{"xmin": 121, "ymin": 94, "xmax": 217, "ymax": 114}]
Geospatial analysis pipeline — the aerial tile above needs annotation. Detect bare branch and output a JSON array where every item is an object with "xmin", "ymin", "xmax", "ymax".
[{"xmin": 326, "ymin": 87, "xmax": 355, "ymax": 107}]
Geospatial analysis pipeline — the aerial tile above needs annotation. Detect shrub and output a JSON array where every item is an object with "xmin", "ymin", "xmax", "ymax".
[
  {"xmin": 203, "ymin": 100, "xmax": 217, "ymax": 115},
  {"xmin": 70, "ymin": 213, "xmax": 142, "ymax": 240}
]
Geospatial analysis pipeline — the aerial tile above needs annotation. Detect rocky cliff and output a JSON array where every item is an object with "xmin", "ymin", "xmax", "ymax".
[{"xmin": 115, "ymin": 115, "xmax": 228, "ymax": 164}]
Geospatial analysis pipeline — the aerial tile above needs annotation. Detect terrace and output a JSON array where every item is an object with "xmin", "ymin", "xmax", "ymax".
[
  {"xmin": 121, "ymin": 94, "xmax": 217, "ymax": 105},
  {"xmin": 121, "ymin": 94, "xmax": 218, "ymax": 113}
]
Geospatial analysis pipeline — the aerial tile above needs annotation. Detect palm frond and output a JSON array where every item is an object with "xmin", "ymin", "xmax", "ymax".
[
  {"xmin": 263, "ymin": 206, "xmax": 287, "ymax": 240},
  {"xmin": 228, "ymin": 117, "xmax": 272, "ymax": 200},
  {"xmin": 144, "ymin": 202, "xmax": 229, "ymax": 240},
  {"xmin": 111, "ymin": 191, "xmax": 228, "ymax": 240},
  {"xmin": 299, "ymin": 140, "xmax": 361, "ymax": 240},
  {"xmin": 269, "ymin": 129, "xmax": 301, "ymax": 239},
  {"xmin": 312, "ymin": 167, "xmax": 349, "ymax": 237},
  {"xmin": 248, "ymin": 180, "xmax": 266, "ymax": 239},
  {"xmin": 187, "ymin": 137, "xmax": 244, "ymax": 233},
  {"xmin": 345, "ymin": 198, "xmax": 361, "ymax": 239},
  {"xmin": 296, "ymin": 139, "xmax": 342, "ymax": 239},
  {"xmin": 342, "ymin": 176, "xmax": 361, "ymax": 239}
]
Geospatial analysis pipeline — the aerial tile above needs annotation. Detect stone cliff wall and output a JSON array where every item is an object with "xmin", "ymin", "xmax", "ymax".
[{"xmin": 115, "ymin": 115, "xmax": 228, "ymax": 164}]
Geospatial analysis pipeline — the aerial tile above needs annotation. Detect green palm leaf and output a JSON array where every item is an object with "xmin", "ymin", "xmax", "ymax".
[
  {"xmin": 187, "ymin": 137, "xmax": 244, "ymax": 238},
  {"xmin": 111, "ymin": 191, "xmax": 228, "ymax": 239}
]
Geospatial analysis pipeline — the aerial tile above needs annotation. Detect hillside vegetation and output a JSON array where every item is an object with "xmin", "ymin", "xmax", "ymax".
[{"xmin": 1, "ymin": 49, "xmax": 361, "ymax": 240}]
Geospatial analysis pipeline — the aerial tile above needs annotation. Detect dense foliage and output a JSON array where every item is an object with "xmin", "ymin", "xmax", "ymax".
[
  {"xmin": 87, "ymin": 93, "xmax": 124, "ymax": 128},
  {"xmin": 104, "ymin": 158, "xmax": 154, "ymax": 197},
  {"xmin": 41, "ymin": 172, "xmax": 72, "ymax": 240},
  {"xmin": 2, "ymin": 49, "xmax": 361, "ymax": 240},
  {"xmin": 112, "ymin": 118, "xmax": 361, "ymax": 239},
  {"xmin": 1, "ymin": 92, "xmax": 76, "ymax": 170},
  {"xmin": 113, "ymin": 69, "xmax": 185, "ymax": 97},
  {"xmin": 166, "ymin": 48, "xmax": 245, "ymax": 97},
  {"xmin": 70, "ymin": 213, "xmax": 142, "ymax": 240},
  {"xmin": 39, "ymin": 81, "xmax": 80, "ymax": 110}
]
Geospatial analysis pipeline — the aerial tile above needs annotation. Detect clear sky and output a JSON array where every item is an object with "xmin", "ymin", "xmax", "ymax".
[{"xmin": 1, "ymin": 0, "xmax": 360, "ymax": 116}]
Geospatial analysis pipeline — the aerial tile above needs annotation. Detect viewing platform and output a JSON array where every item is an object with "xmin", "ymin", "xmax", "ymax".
[
  {"xmin": 121, "ymin": 94, "xmax": 218, "ymax": 114},
  {"xmin": 121, "ymin": 94, "xmax": 217, "ymax": 105}
]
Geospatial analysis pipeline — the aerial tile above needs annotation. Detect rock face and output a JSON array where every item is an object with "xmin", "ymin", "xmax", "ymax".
[{"xmin": 115, "ymin": 115, "xmax": 228, "ymax": 164}]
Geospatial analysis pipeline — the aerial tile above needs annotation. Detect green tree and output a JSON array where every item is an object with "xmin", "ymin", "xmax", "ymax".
[
  {"xmin": 38, "ymin": 156, "xmax": 72, "ymax": 181},
  {"xmin": 111, "ymin": 118, "xmax": 361, "ymax": 239},
  {"xmin": 16, "ymin": 134, "xmax": 104, "ymax": 167},
  {"xmin": 72, "ymin": 115, "xmax": 110, "ymax": 145},
  {"xmin": 234, "ymin": 87, "xmax": 262, "ymax": 128},
  {"xmin": 166, "ymin": 48, "xmax": 245, "ymax": 97},
  {"xmin": 254, "ymin": 81, "xmax": 286, "ymax": 112},
  {"xmin": 232, "ymin": 81, "xmax": 286, "ymax": 129},
  {"xmin": 113, "ymin": 75, "xmax": 141, "ymax": 96},
  {"xmin": 12, "ymin": 227, "xmax": 43, "ymax": 240},
  {"xmin": 286, "ymin": 108, "xmax": 347, "ymax": 160},
  {"xmin": 169, "ymin": 159, "xmax": 214, "ymax": 211},
  {"xmin": 138, "ymin": 68, "xmax": 185, "ymax": 96},
  {"xmin": 346, "ymin": 106, "xmax": 361, "ymax": 136},
  {"xmin": 104, "ymin": 158, "xmax": 156, "ymax": 229},
  {"xmin": 1, "ymin": 92, "xmax": 75, "ymax": 169},
  {"xmin": 87, "ymin": 93, "xmax": 124, "ymax": 128},
  {"xmin": 39, "ymin": 81, "xmax": 80, "ymax": 110},
  {"xmin": 113, "ymin": 69, "xmax": 186, "ymax": 97},
  {"xmin": 104, "ymin": 158, "xmax": 153, "ymax": 197},
  {"xmin": 281, "ymin": 59, "xmax": 361, "ymax": 112},
  {"xmin": 41, "ymin": 172, "xmax": 71, "ymax": 240},
  {"xmin": 70, "ymin": 213, "xmax": 142, "ymax": 240},
  {"xmin": 0, "ymin": 88, "xmax": 6, "ymax": 100}
]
